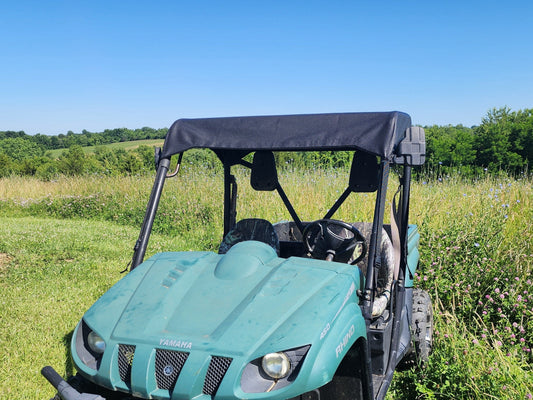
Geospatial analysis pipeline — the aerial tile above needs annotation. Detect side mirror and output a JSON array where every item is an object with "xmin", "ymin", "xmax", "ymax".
[{"xmin": 394, "ymin": 126, "xmax": 426, "ymax": 166}]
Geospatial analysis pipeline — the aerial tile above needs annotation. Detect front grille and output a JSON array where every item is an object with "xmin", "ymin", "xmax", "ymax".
[
  {"xmin": 202, "ymin": 356, "xmax": 232, "ymax": 396},
  {"xmin": 118, "ymin": 344, "xmax": 136, "ymax": 385},
  {"xmin": 155, "ymin": 349, "xmax": 189, "ymax": 391}
]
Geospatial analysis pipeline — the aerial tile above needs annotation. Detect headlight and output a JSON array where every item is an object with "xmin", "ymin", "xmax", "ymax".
[
  {"xmin": 261, "ymin": 352, "xmax": 291, "ymax": 379},
  {"xmin": 241, "ymin": 345, "xmax": 310, "ymax": 393},
  {"xmin": 87, "ymin": 331, "xmax": 106, "ymax": 354},
  {"xmin": 74, "ymin": 319, "xmax": 106, "ymax": 371}
]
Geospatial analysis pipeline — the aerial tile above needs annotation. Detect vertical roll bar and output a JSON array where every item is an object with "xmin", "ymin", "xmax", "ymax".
[
  {"xmin": 223, "ymin": 164, "xmax": 237, "ymax": 237},
  {"xmin": 130, "ymin": 157, "xmax": 170, "ymax": 270},
  {"xmin": 362, "ymin": 161, "xmax": 390, "ymax": 321},
  {"xmin": 400, "ymin": 166, "xmax": 412, "ymax": 274},
  {"xmin": 379, "ymin": 164, "xmax": 412, "ymax": 395}
]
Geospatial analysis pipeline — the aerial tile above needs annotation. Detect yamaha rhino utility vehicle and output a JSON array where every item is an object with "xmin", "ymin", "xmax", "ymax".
[{"xmin": 43, "ymin": 112, "xmax": 433, "ymax": 400}]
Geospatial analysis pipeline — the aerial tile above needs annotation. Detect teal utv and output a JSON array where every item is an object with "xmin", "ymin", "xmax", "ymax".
[{"xmin": 43, "ymin": 112, "xmax": 432, "ymax": 400}]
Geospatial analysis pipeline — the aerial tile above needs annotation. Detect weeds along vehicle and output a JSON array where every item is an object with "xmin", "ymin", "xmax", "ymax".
[{"xmin": 42, "ymin": 112, "xmax": 433, "ymax": 400}]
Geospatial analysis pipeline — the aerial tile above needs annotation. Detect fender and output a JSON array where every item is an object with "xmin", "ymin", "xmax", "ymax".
[{"xmin": 305, "ymin": 302, "xmax": 366, "ymax": 389}]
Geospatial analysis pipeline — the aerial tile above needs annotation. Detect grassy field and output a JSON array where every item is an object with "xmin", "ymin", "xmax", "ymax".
[
  {"xmin": 1, "ymin": 170, "xmax": 532, "ymax": 399},
  {"xmin": 46, "ymin": 139, "xmax": 165, "ymax": 158}
]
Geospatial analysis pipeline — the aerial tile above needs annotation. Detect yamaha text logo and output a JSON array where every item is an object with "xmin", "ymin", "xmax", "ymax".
[
  {"xmin": 159, "ymin": 338, "xmax": 192, "ymax": 349},
  {"xmin": 163, "ymin": 365, "xmax": 174, "ymax": 376}
]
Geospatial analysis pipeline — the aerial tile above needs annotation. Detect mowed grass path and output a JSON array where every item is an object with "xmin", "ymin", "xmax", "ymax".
[
  {"xmin": 1, "ymin": 171, "xmax": 532, "ymax": 399},
  {"xmin": 0, "ymin": 217, "xmax": 186, "ymax": 399},
  {"xmin": 46, "ymin": 139, "xmax": 164, "ymax": 158}
]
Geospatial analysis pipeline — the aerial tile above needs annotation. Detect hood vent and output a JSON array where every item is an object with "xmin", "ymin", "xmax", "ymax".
[
  {"xmin": 117, "ymin": 344, "xmax": 136, "ymax": 386},
  {"xmin": 155, "ymin": 349, "xmax": 189, "ymax": 391},
  {"xmin": 202, "ymin": 356, "xmax": 232, "ymax": 396}
]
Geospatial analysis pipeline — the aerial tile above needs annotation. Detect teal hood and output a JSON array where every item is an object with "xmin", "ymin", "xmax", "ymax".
[
  {"xmin": 85, "ymin": 241, "xmax": 360, "ymax": 356},
  {"xmin": 77, "ymin": 241, "xmax": 365, "ymax": 399}
]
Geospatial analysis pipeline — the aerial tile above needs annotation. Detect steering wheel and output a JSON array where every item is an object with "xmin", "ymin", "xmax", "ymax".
[{"xmin": 303, "ymin": 219, "xmax": 367, "ymax": 264}]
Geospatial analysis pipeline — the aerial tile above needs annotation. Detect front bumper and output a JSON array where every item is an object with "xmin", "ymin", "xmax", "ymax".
[{"xmin": 41, "ymin": 366, "xmax": 106, "ymax": 400}]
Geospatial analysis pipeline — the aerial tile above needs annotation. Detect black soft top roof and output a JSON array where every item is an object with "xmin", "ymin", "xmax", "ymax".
[{"xmin": 161, "ymin": 111, "xmax": 412, "ymax": 160}]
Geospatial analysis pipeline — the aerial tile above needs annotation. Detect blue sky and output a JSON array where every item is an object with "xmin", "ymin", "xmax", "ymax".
[{"xmin": 1, "ymin": 1, "xmax": 532, "ymax": 135}]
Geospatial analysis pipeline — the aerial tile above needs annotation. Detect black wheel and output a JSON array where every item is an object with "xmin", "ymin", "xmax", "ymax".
[
  {"xmin": 410, "ymin": 289, "xmax": 433, "ymax": 365},
  {"xmin": 398, "ymin": 288, "xmax": 433, "ymax": 369}
]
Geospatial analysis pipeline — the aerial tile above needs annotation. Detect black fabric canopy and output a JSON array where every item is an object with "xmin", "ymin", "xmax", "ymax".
[{"xmin": 161, "ymin": 111, "xmax": 412, "ymax": 160}]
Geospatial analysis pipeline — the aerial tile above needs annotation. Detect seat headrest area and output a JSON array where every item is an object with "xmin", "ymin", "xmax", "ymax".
[
  {"xmin": 348, "ymin": 151, "xmax": 379, "ymax": 192},
  {"xmin": 251, "ymin": 151, "xmax": 279, "ymax": 191}
]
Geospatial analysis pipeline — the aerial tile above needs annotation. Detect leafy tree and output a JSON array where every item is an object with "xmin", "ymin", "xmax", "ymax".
[
  {"xmin": 94, "ymin": 146, "xmax": 121, "ymax": 174},
  {"xmin": 32, "ymin": 133, "xmax": 52, "ymax": 148},
  {"xmin": 425, "ymin": 125, "xmax": 476, "ymax": 171},
  {"xmin": 49, "ymin": 136, "xmax": 60, "ymax": 149},
  {"xmin": 510, "ymin": 109, "xmax": 533, "ymax": 167},
  {"xmin": 135, "ymin": 145, "xmax": 157, "ymax": 170},
  {"xmin": 0, "ymin": 137, "xmax": 44, "ymax": 161},
  {"xmin": 18, "ymin": 156, "xmax": 57, "ymax": 177},
  {"xmin": 0, "ymin": 130, "xmax": 26, "ymax": 140},
  {"xmin": 474, "ymin": 107, "xmax": 530, "ymax": 173},
  {"xmin": 85, "ymin": 155, "xmax": 105, "ymax": 175},
  {"xmin": 0, "ymin": 153, "xmax": 15, "ymax": 177},
  {"xmin": 36, "ymin": 162, "xmax": 59, "ymax": 181},
  {"xmin": 451, "ymin": 128, "xmax": 477, "ymax": 166},
  {"xmin": 121, "ymin": 152, "xmax": 143, "ymax": 174},
  {"xmin": 58, "ymin": 145, "xmax": 87, "ymax": 175}
]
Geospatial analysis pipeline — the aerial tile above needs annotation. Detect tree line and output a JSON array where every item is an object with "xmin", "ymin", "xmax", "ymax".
[
  {"xmin": 0, "ymin": 143, "xmax": 157, "ymax": 180},
  {"xmin": 0, "ymin": 107, "xmax": 531, "ymax": 179},
  {"xmin": 0, "ymin": 126, "xmax": 167, "ymax": 151},
  {"xmin": 424, "ymin": 107, "xmax": 532, "ymax": 177}
]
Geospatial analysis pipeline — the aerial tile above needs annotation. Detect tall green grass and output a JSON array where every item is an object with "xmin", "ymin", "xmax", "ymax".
[
  {"xmin": 390, "ymin": 175, "xmax": 532, "ymax": 399},
  {"xmin": 0, "ymin": 171, "xmax": 532, "ymax": 399}
]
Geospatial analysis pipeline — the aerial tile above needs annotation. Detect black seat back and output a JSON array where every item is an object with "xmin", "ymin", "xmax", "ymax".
[
  {"xmin": 251, "ymin": 151, "xmax": 278, "ymax": 191},
  {"xmin": 219, "ymin": 218, "xmax": 280, "ymax": 255},
  {"xmin": 349, "ymin": 152, "xmax": 379, "ymax": 192}
]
